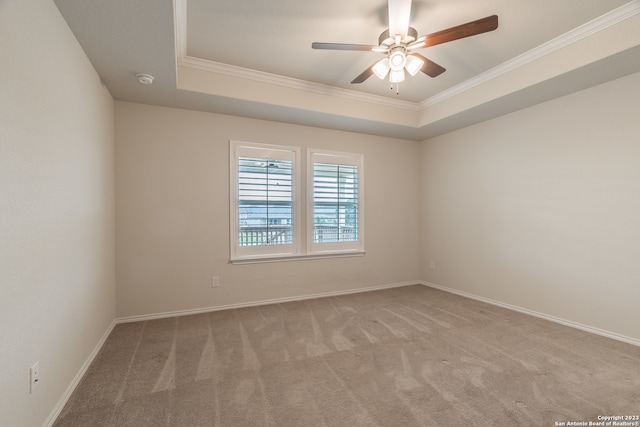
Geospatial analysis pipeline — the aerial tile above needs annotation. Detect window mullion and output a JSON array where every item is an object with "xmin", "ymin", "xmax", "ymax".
[{"xmin": 232, "ymin": 142, "xmax": 361, "ymax": 262}]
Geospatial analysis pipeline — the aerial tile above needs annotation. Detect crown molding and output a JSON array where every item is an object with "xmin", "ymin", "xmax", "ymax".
[
  {"xmin": 173, "ymin": 0, "xmax": 188, "ymax": 65},
  {"xmin": 420, "ymin": 0, "xmax": 640, "ymax": 108},
  {"xmin": 178, "ymin": 55, "xmax": 421, "ymax": 112}
]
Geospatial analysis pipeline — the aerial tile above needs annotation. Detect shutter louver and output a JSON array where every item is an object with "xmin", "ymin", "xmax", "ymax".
[
  {"xmin": 313, "ymin": 162, "xmax": 358, "ymax": 243},
  {"xmin": 238, "ymin": 157, "xmax": 293, "ymax": 246}
]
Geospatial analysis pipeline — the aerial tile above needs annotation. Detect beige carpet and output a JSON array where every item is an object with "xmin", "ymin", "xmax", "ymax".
[{"xmin": 54, "ymin": 285, "xmax": 640, "ymax": 426}]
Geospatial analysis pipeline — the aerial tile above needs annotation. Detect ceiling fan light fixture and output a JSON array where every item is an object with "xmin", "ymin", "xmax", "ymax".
[
  {"xmin": 389, "ymin": 50, "xmax": 406, "ymax": 71},
  {"xmin": 311, "ymin": 1, "xmax": 499, "ymax": 89},
  {"xmin": 389, "ymin": 69, "xmax": 405, "ymax": 83},
  {"xmin": 405, "ymin": 54, "xmax": 424, "ymax": 76},
  {"xmin": 372, "ymin": 58, "xmax": 390, "ymax": 80}
]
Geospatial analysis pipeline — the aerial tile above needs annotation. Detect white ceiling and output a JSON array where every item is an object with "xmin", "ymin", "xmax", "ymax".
[{"xmin": 54, "ymin": 0, "xmax": 640, "ymax": 140}]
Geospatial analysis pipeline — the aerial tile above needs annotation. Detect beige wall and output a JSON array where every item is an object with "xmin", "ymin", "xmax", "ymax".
[
  {"xmin": 3, "ymin": 3, "xmax": 638, "ymax": 424},
  {"xmin": 115, "ymin": 102, "xmax": 422, "ymax": 318},
  {"xmin": 0, "ymin": 1, "xmax": 115, "ymax": 425},
  {"xmin": 420, "ymin": 71, "xmax": 640, "ymax": 342}
]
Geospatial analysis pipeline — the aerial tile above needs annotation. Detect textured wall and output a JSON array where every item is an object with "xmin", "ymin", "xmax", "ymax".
[
  {"xmin": 0, "ymin": 1, "xmax": 115, "ymax": 425},
  {"xmin": 420, "ymin": 71, "xmax": 640, "ymax": 342},
  {"xmin": 115, "ymin": 101, "xmax": 422, "ymax": 318}
]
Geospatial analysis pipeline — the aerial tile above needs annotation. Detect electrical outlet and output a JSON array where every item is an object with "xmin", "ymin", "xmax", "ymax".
[
  {"xmin": 211, "ymin": 276, "xmax": 220, "ymax": 287},
  {"xmin": 30, "ymin": 362, "xmax": 40, "ymax": 393},
  {"xmin": 430, "ymin": 260, "xmax": 436, "ymax": 270}
]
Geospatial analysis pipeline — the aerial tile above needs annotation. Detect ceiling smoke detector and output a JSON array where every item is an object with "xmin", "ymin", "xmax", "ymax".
[{"xmin": 136, "ymin": 73, "xmax": 154, "ymax": 85}]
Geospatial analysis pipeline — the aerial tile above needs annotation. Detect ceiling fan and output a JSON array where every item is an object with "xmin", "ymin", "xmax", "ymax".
[{"xmin": 312, "ymin": 0, "xmax": 498, "ymax": 91}]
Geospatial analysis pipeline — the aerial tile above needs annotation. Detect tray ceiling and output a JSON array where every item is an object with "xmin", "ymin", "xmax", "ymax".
[{"xmin": 54, "ymin": 0, "xmax": 640, "ymax": 140}]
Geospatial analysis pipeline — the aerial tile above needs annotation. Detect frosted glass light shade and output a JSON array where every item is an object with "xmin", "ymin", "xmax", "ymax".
[
  {"xmin": 405, "ymin": 55, "xmax": 424, "ymax": 76},
  {"xmin": 372, "ymin": 58, "xmax": 390, "ymax": 80},
  {"xmin": 389, "ymin": 69, "xmax": 405, "ymax": 83}
]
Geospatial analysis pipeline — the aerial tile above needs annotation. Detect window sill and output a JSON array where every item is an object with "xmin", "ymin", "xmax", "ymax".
[{"xmin": 230, "ymin": 251, "xmax": 365, "ymax": 265}]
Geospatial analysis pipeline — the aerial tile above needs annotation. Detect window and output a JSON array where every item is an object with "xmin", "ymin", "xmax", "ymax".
[
  {"xmin": 230, "ymin": 141, "xmax": 363, "ymax": 262},
  {"xmin": 308, "ymin": 150, "xmax": 363, "ymax": 254},
  {"xmin": 230, "ymin": 142, "xmax": 301, "ymax": 260}
]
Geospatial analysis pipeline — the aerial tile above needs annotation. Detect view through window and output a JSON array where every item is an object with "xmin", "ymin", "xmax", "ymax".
[
  {"xmin": 230, "ymin": 141, "xmax": 363, "ymax": 262},
  {"xmin": 238, "ymin": 156, "xmax": 294, "ymax": 247},
  {"xmin": 312, "ymin": 162, "xmax": 359, "ymax": 244}
]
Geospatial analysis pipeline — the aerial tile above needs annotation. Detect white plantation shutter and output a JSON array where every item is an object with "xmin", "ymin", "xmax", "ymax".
[
  {"xmin": 313, "ymin": 163, "xmax": 358, "ymax": 243},
  {"xmin": 230, "ymin": 142, "xmax": 300, "ymax": 260},
  {"xmin": 230, "ymin": 142, "xmax": 363, "ymax": 262},
  {"xmin": 238, "ymin": 157, "xmax": 293, "ymax": 246},
  {"xmin": 309, "ymin": 150, "xmax": 364, "ymax": 254}
]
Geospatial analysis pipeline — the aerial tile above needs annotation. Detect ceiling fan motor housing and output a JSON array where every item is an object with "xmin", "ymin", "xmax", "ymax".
[{"xmin": 378, "ymin": 27, "xmax": 418, "ymax": 48}]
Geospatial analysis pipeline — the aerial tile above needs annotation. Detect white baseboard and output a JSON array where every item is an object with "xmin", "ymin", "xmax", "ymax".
[
  {"xmin": 44, "ymin": 319, "xmax": 117, "ymax": 427},
  {"xmin": 419, "ymin": 281, "xmax": 640, "ymax": 347},
  {"xmin": 116, "ymin": 281, "xmax": 420, "ymax": 324}
]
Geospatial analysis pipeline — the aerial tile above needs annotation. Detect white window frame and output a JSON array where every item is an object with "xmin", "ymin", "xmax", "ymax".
[
  {"xmin": 229, "ymin": 141, "xmax": 301, "ymax": 262},
  {"xmin": 307, "ymin": 149, "xmax": 364, "ymax": 255},
  {"xmin": 230, "ymin": 141, "xmax": 364, "ymax": 263}
]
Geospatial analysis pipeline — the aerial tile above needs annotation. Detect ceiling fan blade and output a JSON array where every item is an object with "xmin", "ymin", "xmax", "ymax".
[
  {"xmin": 411, "ymin": 53, "xmax": 446, "ymax": 78},
  {"xmin": 312, "ymin": 42, "xmax": 377, "ymax": 51},
  {"xmin": 351, "ymin": 65, "xmax": 376, "ymax": 84},
  {"xmin": 388, "ymin": 0, "xmax": 412, "ymax": 39},
  {"xmin": 418, "ymin": 15, "xmax": 498, "ymax": 48}
]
